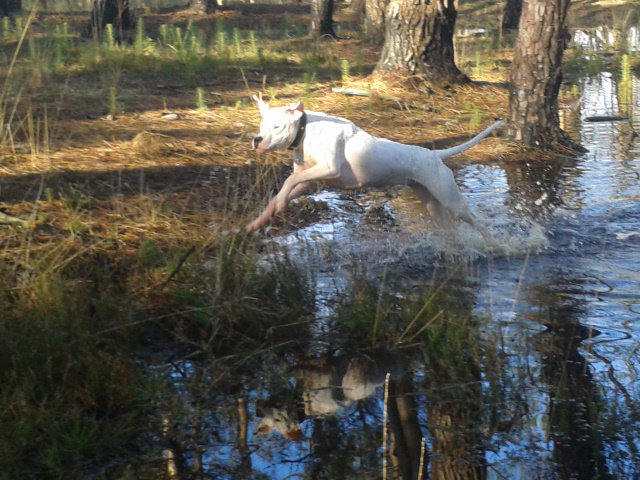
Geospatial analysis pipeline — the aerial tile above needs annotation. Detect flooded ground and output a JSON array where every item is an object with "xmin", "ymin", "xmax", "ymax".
[
  {"xmin": 180, "ymin": 73, "xmax": 640, "ymax": 479},
  {"xmin": 4, "ymin": 4, "xmax": 640, "ymax": 478},
  {"xmin": 146, "ymin": 39, "xmax": 640, "ymax": 480}
]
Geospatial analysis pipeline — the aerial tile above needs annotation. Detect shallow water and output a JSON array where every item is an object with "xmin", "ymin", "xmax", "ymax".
[
  {"xmin": 149, "ymin": 62, "xmax": 640, "ymax": 480},
  {"xmin": 230, "ymin": 67, "xmax": 640, "ymax": 478}
]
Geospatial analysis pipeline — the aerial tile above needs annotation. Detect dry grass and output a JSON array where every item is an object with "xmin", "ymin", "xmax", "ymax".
[
  {"xmin": 14, "ymin": 79, "xmax": 513, "ymax": 169},
  {"xmin": 0, "ymin": 0, "xmax": 587, "ymax": 255},
  {"xmin": 0, "ymin": 0, "xmax": 588, "ymax": 323},
  {"xmin": 0, "ymin": 1, "xmax": 606, "ymax": 476}
]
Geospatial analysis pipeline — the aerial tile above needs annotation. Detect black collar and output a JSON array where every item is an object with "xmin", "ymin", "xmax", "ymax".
[{"xmin": 288, "ymin": 112, "xmax": 307, "ymax": 150}]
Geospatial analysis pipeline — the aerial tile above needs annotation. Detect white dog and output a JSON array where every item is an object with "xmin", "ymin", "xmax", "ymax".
[{"xmin": 248, "ymin": 95, "xmax": 502, "ymax": 243}]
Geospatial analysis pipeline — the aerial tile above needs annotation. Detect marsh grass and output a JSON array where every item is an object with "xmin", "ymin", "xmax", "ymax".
[
  {"xmin": 4, "ymin": 16, "xmax": 289, "ymax": 100},
  {"xmin": 195, "ymin": 86, "xmax": 207, "ymax": 111},
  {"xmin": 0, "ymin": 259, "xmax": 150, "ymax": 478},
  {"xmin": 619, "ymin": 53, "xmax": 634, "ymax": 114},
  {"xmin": 0, "ymin": 193, "xmax": 315, "ymax": 476},
  {"xmin": 469, "ymin": 105, "xmax": 483, "ymax": 130},
  {"xmin": 173, "ymin": 234, "xmax": 313, "ymax": 350},
  {"xmin": 108, "ymin": 85, "xmax": 118, "ymax": 117},
  {"xmin": 331, "ymin": 266, "xmax": 478, "ymax": 354},
  {"xmin": 134, "ymin": 18, "xmax": 147, "ymax": 54},
  {"xmin": 0, "ymin": 4, "xmax": 524, "ymax": 477},
  {"xmin": 340, "ymin": 58, "xmax": 350, "ymax": 84},
  {"xmin": 0, "ymin": 53, "xmax": 309, "ymax": 474},
  {"xmin": 2, "ymin": 16, "xmax": 10, "ymax": 39},
  {"xmin": 564, "ymin": 43, "xmax": 607, "ymax": 79}
]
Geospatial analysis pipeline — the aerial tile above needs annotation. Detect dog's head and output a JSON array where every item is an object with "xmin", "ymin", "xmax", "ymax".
[
  {"xmin": 254, "ymin": 400, "xmax": 303, "ymax": 442},
  {"xmin": 252, "ymin": 94, "xmax": 305, "ymax": 153}
]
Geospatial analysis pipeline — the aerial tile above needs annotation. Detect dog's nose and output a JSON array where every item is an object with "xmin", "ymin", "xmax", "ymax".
[{"xmin": 252, "ymin": 136, "xmax": 263, "ymax": 149}]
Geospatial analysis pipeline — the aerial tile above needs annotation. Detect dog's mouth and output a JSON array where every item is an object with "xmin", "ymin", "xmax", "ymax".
[
  {"xmin": 254, "ymin": 141, "xmax": 277, "ymax": 154},
  {"xmin": 253, "ymin": 136, "xmax": 269, "ymax": 154}
]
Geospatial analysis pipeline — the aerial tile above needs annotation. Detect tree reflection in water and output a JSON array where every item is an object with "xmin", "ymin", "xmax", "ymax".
[{"xmin": 530, "ymin": 273, "xmax": 612, "ymax": 480}]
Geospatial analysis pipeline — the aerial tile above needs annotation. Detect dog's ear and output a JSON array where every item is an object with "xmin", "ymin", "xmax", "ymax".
[
  {"xmin": 289, "ymin": 102, "xmax": 304, "ymax": 113},
  {"xmin": 286, "ymin": 425, "xmax": 303, "ymax": 442},
  {"xmin": 285, "ymin": 102, "xmax": 304, "ymax": 119},
  {"xmin": 255, "ymin": 399, "xmax": 267, "ymax": 417},
  {"xmin": 253, "ymin": 93, "xmax": 270, "ymax": 116}
]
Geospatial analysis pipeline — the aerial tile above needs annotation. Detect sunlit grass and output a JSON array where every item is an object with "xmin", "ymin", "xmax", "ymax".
[
  {"xmin": 0, "ymin": 3, "xmax": 577, "ymax": 477},
  {"xmin": 0, "ymin": 17, "xmax": 312, "ymax": 469},
  {"xmin": 0, "ymin": 184, "xmax": 316, "ymax": 476},
  {"xmin": 3, "ymin": 16, "xmax": 291, "ymax": 93}
]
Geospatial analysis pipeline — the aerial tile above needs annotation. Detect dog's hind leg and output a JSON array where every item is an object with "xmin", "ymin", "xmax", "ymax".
[
  {"xmin": 409, "ymin": 179, "xmax": 495, "ymax": 247},
  {"xmin": 409, "ymin": 182, "xmax": 456, "ymax": 231}
]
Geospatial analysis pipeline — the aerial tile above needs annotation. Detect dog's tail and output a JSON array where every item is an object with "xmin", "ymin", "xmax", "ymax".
[{"xmin": 436, "ymin": 120, "xmax": 504, "ymax": 159}]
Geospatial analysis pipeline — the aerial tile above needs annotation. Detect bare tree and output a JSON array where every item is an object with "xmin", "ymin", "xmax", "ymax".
[
  {"xmin": 311, "ymin": 0, "xmax": 337, "ymax": 38},
  {"xmin": 375, "ymin": 0, "xmax": 468, "ymax": 84},
  {"xmin": 364, "ymin": 0, "xmax": 388, "ymax": 39},
  {"xmin": 189, "ymin": 0, "xmax": 216, "ymax": 14},
  {"xmin": 0, "ymin": 0, "xmax": 21, "ymax": 16},
  {"xmin": 85, "ymin": 0, "xmax": 135, "ymax": 42},
  {"xmin": 502, "ymin": 0, "xmax": 522, "ymax": 31},
  {"xmin": 507, "ymin": 0, "xmax": 581, "ymax": 150}
]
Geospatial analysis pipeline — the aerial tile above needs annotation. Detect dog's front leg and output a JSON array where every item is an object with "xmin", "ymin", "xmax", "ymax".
[
  {"xmin": 246, "ymin": 197, "xmax": 279, "ymax": 232},
  {"xmin": 247, "ymin": 164, "xmax": 339, "ymax": 232},
  {"xmin": 246, "ymin": 182, "xmax": 316, "ymax": 232}
]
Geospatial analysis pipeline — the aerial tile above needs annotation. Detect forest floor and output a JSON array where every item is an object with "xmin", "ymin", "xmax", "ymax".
[
  {"xmin": 0, "ymin": 0, "xmax": 635, "ymax": 477},
  {"xmin": 2, "ymin": 0, "xmax": 626, "ymax": 230},
  {"xmin": 0, "ymin": 0, "xmax": 526, "ymax": 251}
]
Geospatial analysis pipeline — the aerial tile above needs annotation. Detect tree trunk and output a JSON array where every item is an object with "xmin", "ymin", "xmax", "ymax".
[
  {"xmin": 311, "ymin": 0, "xmax": 337, "ymax": 38},
  {"xmin": 352, "ymin": 0, "xmax": 365, "ymax": 27},
  {"xmin": 531, "ymin": 285, "xmax": 610, "ymax": 479},
  {"xmin": 189, "ymin": 0, "xmax": 216, "ymax": 14},
  {"xmin": 86, "ymin": 0, "xmax": 135, "ymax": 42},
  {"xmin": 364, "ymin": 0, "xmax": 388, "ymax": 39},
  {"xmin": 0, "ymin": 0, "xmax": 21, "ymax": 16},
  {"xmin": 387, "ymin": 375, "xmax": 426, "ymax": 480},
  {"xmin": 502, "ymin": 0, "xmax": 522, "ymax": 31},
  {"xmin": 375, "ymin": 0, "xmax": 468, "ymax": 84},
  {"xmin": 507, "ymin": 0, "xmax": 581, "ymax": 150}
]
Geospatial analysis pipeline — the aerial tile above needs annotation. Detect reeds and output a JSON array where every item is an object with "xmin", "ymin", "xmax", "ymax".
[
  {"xmin": 619, "ymin": 53, "xmax": 633, "ymax": 115},
  {"xmin": 0, "ymin": 6, "xmax": 528, "ymax": 477},
  {"xmin": 195, "ymin": 86, "xmax": 207, "ymax": 111},
  {"xmin": 0, "ymin": 18, "xmax": 309, "ymax": 471}
]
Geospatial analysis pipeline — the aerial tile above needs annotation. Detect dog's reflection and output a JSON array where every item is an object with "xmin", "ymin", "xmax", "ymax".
[{"xmin": 255, "ymin": 355, "xmax": 393, "ymax": 441}]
